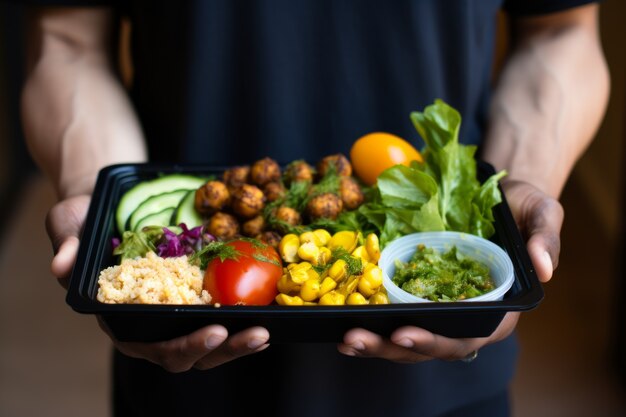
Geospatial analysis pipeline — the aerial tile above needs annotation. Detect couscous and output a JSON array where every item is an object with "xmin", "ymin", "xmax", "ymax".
[{"xmin": 97, "ymin": 251, "xmax": 211, "ymax": 304}]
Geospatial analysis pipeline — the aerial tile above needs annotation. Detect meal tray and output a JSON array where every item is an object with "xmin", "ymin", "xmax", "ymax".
[{"xmin": 66, "ymin": 163, "xmax": 543, "ymax": 343}]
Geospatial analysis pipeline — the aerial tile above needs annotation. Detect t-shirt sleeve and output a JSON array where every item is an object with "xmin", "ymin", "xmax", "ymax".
[{"xmin": 503, "ymin": 0, "xmax": 601, "ymax": 16}]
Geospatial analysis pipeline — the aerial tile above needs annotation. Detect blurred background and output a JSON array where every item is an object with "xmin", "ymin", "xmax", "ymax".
[{"xmin": 1, "ymin": 2, "xmax": 625, "ymax": 416}]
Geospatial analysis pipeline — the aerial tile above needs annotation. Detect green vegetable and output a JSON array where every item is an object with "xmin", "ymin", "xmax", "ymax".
[
  {"xmin": 360, "ymin": 99, "xmax": 506, "ymax": 246},
  {"xmin": 393, "ymin": 244, "xmax": 495, "ymax": 302},
  {"xmin": 113, "ymin": 226, "xmax": 164, "ymax": 261}
]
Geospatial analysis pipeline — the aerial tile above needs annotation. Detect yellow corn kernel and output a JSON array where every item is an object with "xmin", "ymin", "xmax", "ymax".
[
  {"xmin": 318, "ymin": 246, "xmax": 332, "ymax": 266},
  {"xmin": 300, "ymin": 277, "xmax": 321, "ymax": 302},
  {"xmin": 288, "ymin": 262, "xmax": 313, "ymax": 284},
  {"xmin": 337, "ymin": 275, "xmax": 360, "ymax": 296},
  {"xmin": 351, "ymin": 245, "xmax": 371, "ymax": 262},
  {"xmin": 275, "ymin": 293, "xmax": 304, "ymax": 306},
  {"xmin": 303, "ymin": 301, "xmax": 317, "ymax": 306},
  {"xmin": 297, "ymin": 241, "xmax": 320, "ymax": 264},
  {"xmin": 346, "ymin": 292, "xmax": 368, "ymax": 305},
  {"xmin": 279, "ymin": 234, "xmax": 301, "ymax": 263},
  {"xmin": 358, "ymin": 277, "xmax": 376, "ymax": 297},
  {"xmin": 328, "ymin": 259, "xmax": 348, "ymax": 281},
  {"xmin": 327, "ymin": 230, "xmax": 359, "ymax": 253},
  {"xmin": 365, "ymin": 233, "xmax": 380, "ymax": 263},
  {"xmin": 299, "ymin": 231, "xmax": 322, "ymax": 246},
  {"xmin": 277, "ymin": 274, "xmax": 300, "ymax": 294},
  {"xmin": 313, "ymin": 229, "xmax": 332, "ymax": 246},
  {"xmin": 358, "ymin": 266, "xmax": 383, "ymax": 297},
  {"xmin": 319, "ymin": 277, "xmax": 337, "ymax": 296},
  {"xmin": 318, "ymin": 291, "xmax": 346, "ymax": 305},
  {"xmin": 363, "ymin": 265, "xmax": 383, "ymax": 287},
  {"xmin": 369, "ymin": 291, "xmax": 390, "ymax": 304}
]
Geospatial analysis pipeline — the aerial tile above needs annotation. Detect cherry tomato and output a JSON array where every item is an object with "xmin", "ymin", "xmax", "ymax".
[
  {"xmin": 350, "ymin": 132, "xmax": 423, "ymax": 186},
  {"xmin": 203, "ymin": 239, "xmax": 283, "ymax": 306}
]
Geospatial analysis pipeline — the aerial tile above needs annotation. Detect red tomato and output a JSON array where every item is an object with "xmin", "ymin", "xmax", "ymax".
[{"xmin": 203, "ymin": 239, "xmax": 283, "ymax": 306}]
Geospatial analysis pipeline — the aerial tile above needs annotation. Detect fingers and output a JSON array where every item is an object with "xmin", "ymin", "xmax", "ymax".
[
  {"xmin": 45, "ymin": 195, "xmax": 91, "ymax": 283},
  {"xmin": 502, "ymin": 180, "xmax": 564, "ymax": 283},
  {"xmin": 338, "ymin": 313, "xmax": 519, "ymax": 363},
  {"xmin": 110, "ymin": 323, "xmax": 270, "ymax": 373}
]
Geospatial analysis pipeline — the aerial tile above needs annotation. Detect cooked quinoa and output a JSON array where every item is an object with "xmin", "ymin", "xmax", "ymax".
[{"xmin": 97, "ymin": 251, "xmax": 211, "ymax": 304}]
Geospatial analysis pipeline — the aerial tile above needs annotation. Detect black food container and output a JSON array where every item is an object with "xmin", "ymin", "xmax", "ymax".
[{"xmin": 66, "ymin": 163, "xmax": 544, "ymax": 343}]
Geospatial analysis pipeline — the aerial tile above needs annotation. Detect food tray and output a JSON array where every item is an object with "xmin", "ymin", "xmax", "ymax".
[{"xmin": 66, "ymin": 163, "xmax": 543, "ymax": 343}]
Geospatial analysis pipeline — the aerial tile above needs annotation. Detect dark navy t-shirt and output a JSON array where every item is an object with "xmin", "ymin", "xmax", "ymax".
[{"xmin": 24, "ymin": 0, "xmax": 596, "ymax": 415}]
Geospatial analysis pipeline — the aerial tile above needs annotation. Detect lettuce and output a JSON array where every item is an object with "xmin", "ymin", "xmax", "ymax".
[{"xmin": 360, "ymin": 99, "xmax": 506, "ymax": 246}]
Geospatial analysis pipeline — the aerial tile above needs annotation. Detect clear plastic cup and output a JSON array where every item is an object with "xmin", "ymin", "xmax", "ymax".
[{"xmin": 379, "ymin": 231, "xmax": 515, "ymax": 303}]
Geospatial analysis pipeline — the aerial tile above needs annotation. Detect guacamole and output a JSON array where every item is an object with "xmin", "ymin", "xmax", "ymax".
[{"xmin": 392, "ymin": 244, "xmax": 495, "ymax": 301}]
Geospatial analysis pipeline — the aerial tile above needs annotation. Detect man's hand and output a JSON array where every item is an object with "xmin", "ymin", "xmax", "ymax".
[
  {"xmin": 46, "ymin": 196, "xmax": 270, "ymax": 371},
  {"xmin": 337, "ymin": 179, "xmax": 561, "ymax": 362}
]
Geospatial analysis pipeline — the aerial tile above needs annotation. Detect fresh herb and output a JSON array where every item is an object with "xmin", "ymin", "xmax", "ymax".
[
  {"xmin": 238, "ymin": 236, "xmax": 268, "ymax": 249},
  {"xmin": 189, "ymin": 241, "xmax": 241, "ymax": 269},
  {"xmin": 331, "ymin": 247, "xmax": 364, "ymax": 276},
  {"xmin": 252, "ymin": 253, "xmax": 281, "ymax": 266},
  {"xmin": 113, "ymin": 227, "xmax": 163, "ymax": 261}
]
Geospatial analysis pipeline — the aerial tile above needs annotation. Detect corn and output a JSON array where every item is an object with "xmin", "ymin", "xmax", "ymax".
[
  {"xmin": 277, "ymin": 273, "xmax": 300, "ymax": 294},
  {"xmin": 319, "ymin": 277, "xmax": 337, "ymax": 296},
  {"xmin": 279, "ymin": 234, "xmax": 301, "ymax": 263},
  {"xmin": 327, "ymin": 230, "xmax": 359, "ymax": 253},
  {"xmin": 337, "ymin": 275, "xmax": 360, "ymax": 296},
  {"xmin": 358, "ymin": 266, "xmax": 383, "ymax": 297},
  {"xmin": 328, "ymin": 259, "xmax": 348, "ymax": 282},
  {"xmin": 299, "ymin": 231, "xmax": 322, "ymax": 246},
  {"xmin": 365, "ymin": 233, "xmax": 380, "ymax": 263},
  {"xmin": 346, "ymin": 292, "xmax": 368, "ymax": 305},
  {"xmin": 275, "ymin": 293, "xmax": 304, "ymax": 306},
  {"xmin": 300, "ymin": 277, "xmax": 321, "ymax": 302},
  {"xmin": 369, "ymin": 291, "xmax": 390, "ymax": 304},
  {"xmin": 313, "ymin": 229, "xmax": 332, "ymax": 246},
  {"xmin": 288, "ymin": 262, "xmax": 313, "ymax": 284},
  {"xmin": 298, "ymin": 241, "xmax": 320, "ymax": 264},
  {"xmin": 318, "ymin": 291, "xmax": 346, "ymax": 305},
  {"xmin": 318, "ymin": 247, "xmax": 332, "ymax": 266},
  {"xmin": 351, "ymin": 245, "xmax": 371, "ymax": 262}
]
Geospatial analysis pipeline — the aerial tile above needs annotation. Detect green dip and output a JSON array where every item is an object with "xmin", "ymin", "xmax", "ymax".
[{"xmin": 392, "ymin": 244, "xmax": 495, "ymax": 302}]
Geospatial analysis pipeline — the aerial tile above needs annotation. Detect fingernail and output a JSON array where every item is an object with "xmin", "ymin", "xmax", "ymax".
[
  {"xmin": 247, "ymin": 338, "xmax": 267, "ymax": 350},
  {"xmin": 395, "ymin": 338, "xmax": 414, "ymax": 348},
  {"xmin": 205, "ymin": 335, "xmax": 223, "ymax": 350},
  {"xmin": 542, "ymin": 251, "xmax": 553, "ymax": 271}
]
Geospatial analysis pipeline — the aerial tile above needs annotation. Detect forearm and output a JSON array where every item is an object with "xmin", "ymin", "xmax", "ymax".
[
  {"xmin": 482, "ymin": 5, "xmax": 609, "ymax": 198},
  {"xmin": 21, "ymin": 8, "xmax": 147, "ymax": 200}
]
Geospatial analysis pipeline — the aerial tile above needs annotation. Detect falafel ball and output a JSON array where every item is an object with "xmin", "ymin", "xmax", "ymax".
[
  {"xmin": 207, "ymin": 212, "xmax": 240, "ymax": 240},
  {"xmin": 250, "ymin": 157, "xmax": 281, "ymax": 187},
  {"xmin": 263, "ymin": 181, "xmax": 286, "ymax": 202},
  {"xmin": 339, "ymin": 176, "xmax": 364, "ymax": 210},
  {"xmin": 242, "ymin": 215, "xmax": 265, "ymax": 237},
  {"xmin": 194, "ymin": 180, "xmax": 230, "ymax": 215},
  {"xmin": 275, "ymin": 205, "xmax": 302, "ymax": 226},
  {"xmin": 223, "ymin": 165, "xmax": 250, "ymax": 191},
  {"xmin": 306, "ymin": 192, "xmax": 344, "ymax": 220},
  {"xmin": 231, "ymin": 184, "xmax": 265, "ymax": 218},
  {"xmin": 256, "ymin": 231, "xmax": 282, "ymax": 249},
  {"xmin": 317, "ymin": 154, "xmax": 352, "ymax": 177},
  {"xmin": 284, "ymin": 160, "xmax": 314, "ymax": 184}
]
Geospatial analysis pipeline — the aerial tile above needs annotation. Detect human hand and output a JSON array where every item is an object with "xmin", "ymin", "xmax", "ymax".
[
  {"xmin": 98, "ymin": 319, "xmax": 270, "ymax": 372},
  {"xmin": 46, "ymin": 195, "xmax": 270, "ymax": 372},
  {"xmin": 45, "ymin": 194, "xmax": 92, "ymax": 289},
  {"xmin": 337, "ymin": 178, "xmax": 562, "ymax": 362}
]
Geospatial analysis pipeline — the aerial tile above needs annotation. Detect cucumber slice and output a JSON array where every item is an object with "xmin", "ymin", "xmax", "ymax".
[
  {"xmin": 172, "ymin": 189, "xmax": 203, "ymax": 229},
  {"xmin": 116, "ymin": 174, "xmax": 207, "ymax": 233},
  {"xmin": 128, "ymin": 189, "xmax": 188, "ymax": 232},
  {"xmin": 134, "ymin": 207, "xmax": 176, "ymax": 231}
]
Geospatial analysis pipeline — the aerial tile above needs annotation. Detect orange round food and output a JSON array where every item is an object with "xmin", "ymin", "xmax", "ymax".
[{"xmin": 350, "ymin": 132, "xmax": 423, "ymax": 186}]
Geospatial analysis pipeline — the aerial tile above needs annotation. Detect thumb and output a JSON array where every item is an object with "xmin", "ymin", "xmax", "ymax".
[{"xmin": 45, "ymin": 195, "xmax": 91, "ymax": 287}]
